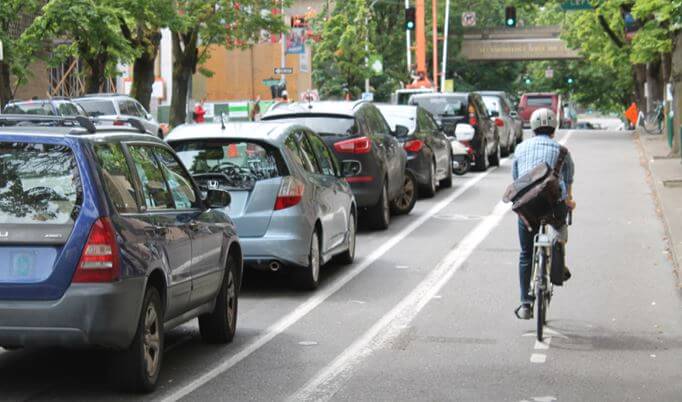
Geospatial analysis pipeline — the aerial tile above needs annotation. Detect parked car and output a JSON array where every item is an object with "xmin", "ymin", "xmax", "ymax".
[
  {"xmin": 376, "ymin": 104, "xmax": 452, "ymax": 197},
  {"xmin": 518, "ymin": 92, "xmax": 560, "ymax": 128},
  {"xmin": 166, "ymin": 122, "xmax": 357, "ymax": 289},
  {"xmin": 74, "ymin": 94, "xmax": 162, "ymax": 138},
  {"xmin": 408, "ymin": 92, "xmax": 500, "ymax": 172},
  {"xmin": 576, "ymin": 121, "xmax": 598, "ymax": 130},
  {"xmin": 0, "ymin": 115, "xmax": 241, "ymax": 393},
  {"xmin": 392, "ymin": 88, "xmax": 434, "ymax": 105},
  {"xmin": 262, "ymin": 101, "xmax": 415, "ymax": 229},
  {"xmin": 2, "ymin": 98, "xmax": 87, "ymax": 117},
  {"xmin": 479, "ymin": 91, "xmax": 523, "ymax": 156}
]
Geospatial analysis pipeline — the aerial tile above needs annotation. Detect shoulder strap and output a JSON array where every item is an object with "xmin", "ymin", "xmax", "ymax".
[{"xmin": 552, "ymin": 146, "xmax": 568, "ymax": 176}]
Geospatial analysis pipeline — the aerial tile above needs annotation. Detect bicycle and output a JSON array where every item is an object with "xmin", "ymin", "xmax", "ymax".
[
  {"xmin": 642, "ymin": 101, "xmax": 664, "ymax": 135},
  {"xmin": 530, "ymin": 211, "xmax": 572, "ymax": 342}
]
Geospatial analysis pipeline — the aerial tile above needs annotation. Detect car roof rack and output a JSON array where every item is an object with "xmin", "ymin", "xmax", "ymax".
[
  {"xmin": 0, "ymin": 114, "xmax": 147, "ymax": 134},
  {"xmin": 78, "ymin": 93, "xmax": 122, "ymax": 98}
]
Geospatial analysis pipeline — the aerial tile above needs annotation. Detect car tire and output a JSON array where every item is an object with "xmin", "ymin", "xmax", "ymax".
[
  {"xmin": 439, "ymin": 154, "xmax": 454, "ymax": 188},
  {"xmin": 390, "ymin": 170, "xmax": 417, "ymax": 215},
  {"xmin": 421, "ymin": 160, "xmax": 437, "ymax": 198},
  {"xmin": 473, "ymin": 141, "xmax": 488, "ymax": 172},
  {"xmin": 489, "ymin": 142, "xmax": 501, "ymax": 167},
  {"xmin": 293, "ymin": 230, "xmax": 321, "ymax": 290},
  {"xmin": 112, "ymin": 287, "xmax": 163, "ymax": 393},
  {"xmin": 368, "ymin": 181, "xmax": 390, "ymax": 230},
  {"xmin": 199, "ymin": 255, "xmax": 239, "ymax": 344},
  {"xmin": 337, "ymin": 212, "xmax": 356, "ymax": 265}
]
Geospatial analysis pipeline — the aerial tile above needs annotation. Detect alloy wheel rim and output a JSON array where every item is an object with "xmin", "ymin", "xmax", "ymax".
[
  {"xmin": 484, "ymin": 144, "xmax": 489, "ymax": 168},
  {"xmin": 226, "ymin": 270, "xmax": 236, "ymax": 330},
  {"xmin": 143, "ymin": 304, "xmax": 161, "ymax": 378},
  {"xmin": 311, "ymin": 233, "xmax": 320, "ymax": 282},
  {"xmin": 430, "ymin": 162, "xmax": 437, "ymax": 192},
  {"xmin": 397, "ymin": 176, "xmax": 415, "ymax": 209},
  {"xmin": 382, "ymin": 185, "xmax": 390, "ymax": 222},
  {"xmin": 348, "ymin": 217, "xmax": 356, "ymax": 258}
]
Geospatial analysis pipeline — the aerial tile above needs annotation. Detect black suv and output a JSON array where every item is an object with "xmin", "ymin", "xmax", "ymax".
[
  {"xmin": 263, "ymin": 101, "xmax": 415, "ymax": 230},
  {"xmin": 409, "ymin": 92, "xmax": 500, "ymax": 171}
]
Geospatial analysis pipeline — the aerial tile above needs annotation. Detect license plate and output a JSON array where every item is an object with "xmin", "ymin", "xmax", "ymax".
[{"xmin": 10, "ymin": 251, "xmax": 36, "ymax": 279}]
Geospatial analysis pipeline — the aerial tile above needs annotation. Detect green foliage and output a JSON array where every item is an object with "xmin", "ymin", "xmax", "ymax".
[
  {"xmin": 0, "ymin": 0, "xmax": 42, "ymax": 96},
  {"xmin": 312, "ymin": 0, "xmax": 374, "ymax": 99}
]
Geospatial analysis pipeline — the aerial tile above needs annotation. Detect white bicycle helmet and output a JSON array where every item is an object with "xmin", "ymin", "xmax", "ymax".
[{"xmin": 530, "ymin": 108, "xmax": 557, "ymax": 132}]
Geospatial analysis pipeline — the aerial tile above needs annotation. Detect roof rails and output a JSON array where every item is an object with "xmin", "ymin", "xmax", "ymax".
[
  {"xmin": 0, "ymin": 114, "xmax": 147, "ymax": 134},
  {"xmin": 79, "ymin": 93, "xmax": 122, "ymax": 98}
]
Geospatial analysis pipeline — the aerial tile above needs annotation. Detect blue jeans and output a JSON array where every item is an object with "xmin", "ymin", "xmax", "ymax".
[{"xmin": 517, "ymin": 204, "xmax": 568, "ymax": 304}]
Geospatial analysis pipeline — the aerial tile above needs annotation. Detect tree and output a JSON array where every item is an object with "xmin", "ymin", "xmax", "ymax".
[
  {"xmin": 22, "ymin": 0, "xmax": 136, "ymax": 94},
  {"xmin": 168, "ymin": 1, "xmax": 287, "ymax": 127},
  {"xmin": 0, "ymin": 0, "xmax": 41, "ymax": 108},
  {"xmin": 312, "ymin": 0, "xmax": 374, "ymax": 99},
  {"xmin": 116, "ymin": 0, "xmax": 174, "ymax": 110}
]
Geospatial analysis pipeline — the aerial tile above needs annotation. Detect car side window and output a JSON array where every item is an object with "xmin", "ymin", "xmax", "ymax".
[
  {"xmin": 153, "ymin": 147, "xmax": 198, "ymax": 210},
  {"xmin": 285, "ymin": 133, "xmax": 314, "ymax": 173},
  {"xmin": 119, "ymin": 100, "xmax": 142, "ymax": 118},
  {"xmin": 366, "ymin": 107, "xmax": 391, "ymax": 135},
  {"xmin": 128, "ymin": 145, "xmax": 175, "ymax": 210},
  {"xmin": 296, "ymin": 132, "xmax": 322, "ymax": 174},
  {"xmin": 306, "ymin": 132, "xmax": 337, "ymax": 176},
  {"xmin": 354, "ymin": 110, "xmax": 371, "ymax": 136},
  {"xmin": 93, "ymin": 143, "xmax": 139, "ymax": 213},
  {"xmin": 134, "ymin": 101, "xmax": 149, "ymax": 119}
]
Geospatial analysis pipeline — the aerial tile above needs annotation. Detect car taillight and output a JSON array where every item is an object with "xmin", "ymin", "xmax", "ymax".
[
  {"xmin": 495, "ymin": 118, "xmax": 504, "ymax": 127},
  {"xmin": 466, "ymin": 146, "xmax": 474, "ymax": 155},
  {"xmin": 73, "ymin": 218, "xmax": 120, "ymax": 283},
  {"xmin": 403, "ymin": 139, "xmax": 424, "ymax": 153},
  {"xmin": 333, "ymin": 136, "xmax": 371, "ymax": 154},
  {"xmin": 274, "ymin": 176, "xmax": 305, "ymax": 211},
  {"xmin": 460, "ymin": 140, "xmax": 470, "ymax": 147},
  {"xmin": 113, "ymin": 120, "xmax": 125, "ymax": 126},
  {"xmin": 469, "ymin": 114, "xmax": 477, "ymax": 127}
]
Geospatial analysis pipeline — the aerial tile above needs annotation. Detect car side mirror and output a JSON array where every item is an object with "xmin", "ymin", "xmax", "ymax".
[
  {"xmin": 489, "ymin": 110, "xmax": 500, "ymax": 117},
  {"xmin": 393, "ymin": 125, "xmax": 410, "ymax": 138},
  {"xmin": 510, "ymin": 111, "xmax": 518, "ymax": 118},
  {"xmin": 206, "ymin": 189, "xmax": 231, "ymax": 208},
  {"xmin": 454, "ymin": 123, "xmax": 476, "ymax": 142},
  {"xmin": 146, "ymin": 113, "xmax": 153, "ymax": 121}
]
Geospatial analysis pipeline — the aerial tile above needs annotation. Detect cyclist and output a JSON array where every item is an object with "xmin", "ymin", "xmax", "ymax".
[{"xmin": 512, "ymin": 108, "xmax": 576, "ymax": 320}]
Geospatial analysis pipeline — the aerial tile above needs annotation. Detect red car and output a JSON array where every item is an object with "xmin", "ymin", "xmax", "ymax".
[{"xmin": 518, "ymin": 93, "xmax": 561, "ymax": 128}]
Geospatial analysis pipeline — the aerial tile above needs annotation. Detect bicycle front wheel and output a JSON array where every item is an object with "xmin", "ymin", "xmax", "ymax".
[
  {"xmin": 535, "ymin": 253, "xmax": 547, "ymax": 342},
  {"xmin": 643, "ymin": 113, "xmax": 662, "ymax": 134}
]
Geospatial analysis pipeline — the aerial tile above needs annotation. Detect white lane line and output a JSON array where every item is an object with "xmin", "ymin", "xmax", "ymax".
[
  {"xmin": 287, "ymin": 200, "xmax": 513, "ymax": 402},
  {"xmin": 288, "ymin": 133, "xmax": 574, "ymax": 402},
  {"xmin": 158, "ymin": 163, "xmax": 504, "ymax": 402},
  {"xmin": 534, "ymin": 337, "xmax": 551, "ymax": 350},
  {"xmin": 530, "ymin": 353, "xmax": 547, "ymax": 364}
]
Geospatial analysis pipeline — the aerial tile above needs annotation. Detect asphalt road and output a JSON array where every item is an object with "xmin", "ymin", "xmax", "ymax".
[{"xmin": 1, "ymin": 128, "xmax": 681, "ymax": 402}]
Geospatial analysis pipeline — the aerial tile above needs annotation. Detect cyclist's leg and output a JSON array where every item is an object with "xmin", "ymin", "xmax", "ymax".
[{"xmin": 518, "ymin": 219, "xmax": 536, "ymax": 305}]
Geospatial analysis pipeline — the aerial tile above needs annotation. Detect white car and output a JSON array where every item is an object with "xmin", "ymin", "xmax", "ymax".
[{"xmin": 74, "ymin": 94, "xmax": 162, "ymax": 137}]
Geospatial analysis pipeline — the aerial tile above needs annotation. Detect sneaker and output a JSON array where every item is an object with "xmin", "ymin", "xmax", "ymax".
[{"xmin": 515, "ymin": 304, "xmax": 533, "ymax": 320}]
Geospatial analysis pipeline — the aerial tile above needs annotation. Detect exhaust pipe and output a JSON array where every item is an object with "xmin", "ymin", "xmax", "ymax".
[{"xmin": 268, "ymin": 261, "xmax": 281, "ymax": 272}]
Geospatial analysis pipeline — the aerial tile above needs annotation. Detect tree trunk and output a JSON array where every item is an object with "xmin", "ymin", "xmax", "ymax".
[
  {"xmin": 170, "ymin": 31, "xmax": 197, "ymax": 127},
  {"xmin": 671, "ymin": 31, "xmax": 682, "ymax": 155},
  {"xmin": 85, "ymin": 57, "xmax": 107, "ymax": 94},
  {"xmin": 647, "ymin": 60, "xmax": 663, "ymax": 103},
  {"xmin": 130, "ymin": 32, "xmax": 161, "ymax": 111},
  {"xmin": 633, "ymin": 63, "xmax": 647, "ymax": 112},
  {"xmin": 0, "ymin": 61, "xmax": 12, "ymax": 109}
]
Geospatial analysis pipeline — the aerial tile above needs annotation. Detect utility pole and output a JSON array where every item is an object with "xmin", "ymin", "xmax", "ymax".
[
  {"xmin": 440, "ymin": 0, "xmax": 450, "ymax": 92},
  {"xmin": 405, "ymin": 0, "xmax": 411, "ymax": 74},
  {"xmin": 280, "ymin": 0, "xmax": 286, "ymax": 85},
  {"xmin": 431, "ymin": 0, "xmax": 438, "ymax": 91},
  {"xmin": 415, "ymin": 0, "xmax": 426, "ymax": 75}
]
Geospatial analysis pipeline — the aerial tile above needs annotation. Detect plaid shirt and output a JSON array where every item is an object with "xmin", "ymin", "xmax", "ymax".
[{"xmin": 512, "ymin": 135, "xmax": 574, "ymax": 200}]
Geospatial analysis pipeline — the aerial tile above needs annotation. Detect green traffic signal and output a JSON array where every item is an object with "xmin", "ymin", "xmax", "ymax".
[
  {"xmin": 524, "ymin": 78, "xmax": 532, "ymax": 85},
  {"xmin": 505, "ymin": 6, "xmax": 517, "ymax": 28},
  {"xmin": 567, "ymin": 77, "xmax": 575, "ymax": 84}
]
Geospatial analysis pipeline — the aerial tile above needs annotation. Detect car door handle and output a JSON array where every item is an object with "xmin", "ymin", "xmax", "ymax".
[{"xmin": 188, "ymin": 221, "xmax": 200, "ymax": 231}]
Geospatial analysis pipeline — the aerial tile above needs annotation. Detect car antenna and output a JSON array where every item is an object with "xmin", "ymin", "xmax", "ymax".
[{"xmin": 220, "ymin": 112, "xmax": 226, "ymax": 130}]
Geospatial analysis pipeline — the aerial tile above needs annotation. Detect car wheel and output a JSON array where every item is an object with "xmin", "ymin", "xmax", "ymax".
[
  {"xmin": 199, "ymin": 255, "xmax": 239, "ymax": 344},
  {"xmin": 390, "ymin": 170, "xmax": 417, "ymax": 215},
  {"xmin": 112, "ymin": 287, "xmax": 163, "ymax": 393},
  {"xmin": 337, "ymin": 212, "xmax": 356, "ymax": 265},
  {"xmin": 421, "ymin": 161, "xmax": 437, "ymax": 198},
  {"xmin": 489, "ymin": 142, "xmax": 501, "ymax": 167},
  {"xmin": 474, "ymin": 141, "xmax": 488, "ymax": 172},
  {"xmin": 368, "ymin": 181, "xmax": 390, "ymax": 230},
  {"xmin": 439, "ymin": 154, "xmax": 454, "ymax": 188},
  {"xmin": 293, "ymin": 230, "xmax": 321, "ymax": 290}
]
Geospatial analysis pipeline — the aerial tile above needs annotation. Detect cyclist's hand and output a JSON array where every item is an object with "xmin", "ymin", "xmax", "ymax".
[{"xmin": 566, "ymin": 199, "xmax": 576, "ymax": 210}]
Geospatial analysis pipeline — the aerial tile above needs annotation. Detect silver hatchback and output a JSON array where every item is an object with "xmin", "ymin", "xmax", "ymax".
[{"xmin": 167, "ymin": 122, "xmax": 357, "ymax": 289}]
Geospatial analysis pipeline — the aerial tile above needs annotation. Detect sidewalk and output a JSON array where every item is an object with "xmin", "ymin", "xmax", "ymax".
[{"xmin": 636, "ymin": 131, "xmax": 682, "ymax": 286}]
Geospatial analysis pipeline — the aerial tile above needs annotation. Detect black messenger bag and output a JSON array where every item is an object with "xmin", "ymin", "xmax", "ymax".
[{"xmin": 503, "ymin": 147, "xmax": 568, "ymax": 230}]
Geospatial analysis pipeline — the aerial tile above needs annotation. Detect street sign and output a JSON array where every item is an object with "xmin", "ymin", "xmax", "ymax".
[
  {"xmin": 462, "ymin": 12, "xmax": 476, "ymax": 27},
  {"xmin": 361, "ymin": 92, "xmax": 374, "ymax": 101},
  {"xmin": 262, "ymin": 79, "xmax": 280, "ymax": 87},
  {"xmin": 561, "ymin": 0, "xmax": 595, "ymax": 11},
  {"xmin": 274, "ymin": 67, "xmax": 293, "ymax": 75},
  {"xmin": 545, "ymin": 68, "xmax": 554, "ymax": 79}
]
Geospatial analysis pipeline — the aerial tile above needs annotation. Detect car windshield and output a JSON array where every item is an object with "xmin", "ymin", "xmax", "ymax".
[
  {"xmin": 410, "ymin": 96, "xmax": 466, "ymax": 117},
  {"xmin": 76, "ymin": 99, "xmax": 117, "ymax": 117},
  {"xmin": 482, "ymin": 96, "xmax": 501, "ymax": 115},
  {"xmin": 526, "ymin": 97, "xmax": 553, "ymax": 107},
  {"xmin": 173, "ymin": 141, "xmax": 281, "ymax": 190},
  {"xmin": 264, "ymin": 116, "xmax": 358, "ymax": 137},
  {"xmin": 0, "ymin": 142, "xmax": 81, "ymax": 225},
  {"xmin": 3, "ymin": 102, "xmax": 55, "ymax": 115}
]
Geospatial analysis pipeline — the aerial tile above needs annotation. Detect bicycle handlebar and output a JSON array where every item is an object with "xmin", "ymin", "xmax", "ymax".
[{"xmin": 567, "ymin": 210, "xmax": 573, "ymax": 226}]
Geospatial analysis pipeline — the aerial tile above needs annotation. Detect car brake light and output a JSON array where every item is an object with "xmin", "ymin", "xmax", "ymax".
[
  {"xmin": 73, "ymin": 218, "xmax": 120, "ymax": 283},
  {"xmin": 333, "ymin": 136, "xmax": 371, "ymax": 154},
  {"xmin": 274, "ymin": 176, "xmax": 305, "ymax": 210},
  {"xmin": 113, "ymin": 119, "xmax": 125, "ymax": 126},
  {"xmin": 403, "ymin": 139, "xmax": 424, "ymax": 153},
  {"xmin": 460, "ymin": 140, "xmax": 470, "ymax": 147},
  {"xmin": 495, "ymin": 118, "xmax": 504, "ymax": 127},
  {"xmin": 469, "ymin": 114, "xmax": 477, "ymax": 127},
  {"xmin": 466, "ymin": 146, "xmax": 474, "ymax": 155}
]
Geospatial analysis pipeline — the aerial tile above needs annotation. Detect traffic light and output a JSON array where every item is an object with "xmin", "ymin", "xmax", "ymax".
[
  {"xmin": 405, "ymin": 7, "xmax": 416, "ymax": 30},
  {"xmin": 524, "ymin": 76, "xmax": 532, "ymax": 85},
  {"xmin": 567, "ymin": 77, "xmax": 575, "ymax": 85},
  {"xmin": 505, "ymin": 6, "xmax": 517, "ymax": 28}
]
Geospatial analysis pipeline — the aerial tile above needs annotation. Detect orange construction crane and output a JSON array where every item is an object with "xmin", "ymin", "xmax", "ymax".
[{"xmin": 406, "ymin": 0, "xmax": 437, "ymax": 90}]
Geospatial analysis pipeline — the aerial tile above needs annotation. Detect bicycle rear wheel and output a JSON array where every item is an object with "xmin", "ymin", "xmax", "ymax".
[
  {"xmin": 535, "ymin": 253, "xmax": 547, "ymax": 342},
  {"xmin": 643, "ymin": 113, "xmax": 662, "ymax": 134}
]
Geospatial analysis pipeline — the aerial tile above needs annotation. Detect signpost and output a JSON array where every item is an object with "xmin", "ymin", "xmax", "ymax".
[
  {"xmin": 274, "ymin": 67, "xmax": 293, "ymax": 75},
  {"xmin": 462, "ymin": 12, "xmax": 476, "ymax": 27},
  {"xmin": 561, "ymin": 0, "xmax": 596, "ymax": 11}
]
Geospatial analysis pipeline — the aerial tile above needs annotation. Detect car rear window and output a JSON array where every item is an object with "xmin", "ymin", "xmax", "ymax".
[
  {"xmin": 2, "ymin": 102, "xmax": 55, "ymax": 115},
  {"xmin": 526, "ymin": 97, "xmax": 554, "ymax": 107},
  {"xmin": 77, "ymin": 99, "xmax": 117, "ymax": 117},
  {"xmin": 0, "ymin": 142, "xmax": 81, "ymax": 224},
  {"xmin": 54, "ymin": 101, "xmax": 84, "ymax": 117},
  {"xmin": 173, "ymin": 141, "xmax": 284, "ymax": 190},
  {"xmin": 410, "ymin": 96, "xmax": 467, "ymax": 117},
  {"xmin": 264, "ymin": 116, "xmax": 358, "ymax": 137}
]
